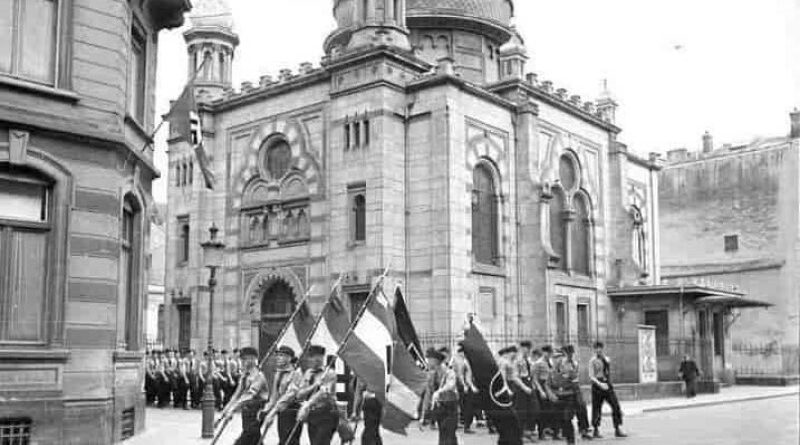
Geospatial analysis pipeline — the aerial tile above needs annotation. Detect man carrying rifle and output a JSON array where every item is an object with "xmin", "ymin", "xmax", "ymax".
[
  {"xmin": 220, "ymin": 347, "xmax": 269, "ymax": 445},
  {"xmin": 259, "ymin": 346, "xmax": 304, "ymax": 445}
]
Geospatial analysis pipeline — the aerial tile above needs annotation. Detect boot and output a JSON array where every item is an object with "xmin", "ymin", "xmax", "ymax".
[
  {"xmin": 615, "ymin": 428, "xmax": 628, "ymax": 438},
  {"xmin": 581, "ymin": 430, "xmax": 594, "ymax": 440},
  {"xmin": 593, "ymin": 428, "xmax": 602, "ymax": 439}
]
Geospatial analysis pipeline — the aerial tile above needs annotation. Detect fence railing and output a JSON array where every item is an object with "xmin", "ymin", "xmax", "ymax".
[{"xmin": 732, "ymin": 342, "xmax": 800, "ymax": 376}]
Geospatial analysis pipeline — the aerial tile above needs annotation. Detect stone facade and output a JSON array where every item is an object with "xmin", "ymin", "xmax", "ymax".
[
  {"xmin": 0, "ymin": 0, "xmax": 189, "ymax": 443},
  {"xmin": 660, "ymin": 120, "xmax": 800, "ymax": 380},
  {"xmin": 165, "ymin": 0, "xmax": 660, "ymax": 383}
]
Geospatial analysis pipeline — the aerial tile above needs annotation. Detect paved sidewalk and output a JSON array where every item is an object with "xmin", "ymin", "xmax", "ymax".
[{"xmin": 128, "ymin": 385, "xmax": 798, "ymax": 445}]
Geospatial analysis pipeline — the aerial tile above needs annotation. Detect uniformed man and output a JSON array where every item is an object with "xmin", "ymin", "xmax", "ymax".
[
  {"xmin": 220, "ymin": 349, "xmax": 235, "ymax": 406},
  {"xmin": 221, "ymin": 346, "xmax": 269, "ymax": 445},
  {"xmin": 261, "ymin": 346, "xmax": 304, "ymax": 445},
  {"xmin": 156, "ymin": 351, "xmax": 171, "ymax": 408},
  {"xmin": 554, "ymin": 345, "xmax": 592, "ymax": 441},
  {"xmin": 297, "ymin": 345, "xmax": 339, "ymax": 445},
  {"xmin": 213, "ymin": 349, "xmax": 226, "ymax": 410},
  {"xmin": 532, "ymin": 345, "xmax": 558, "ymax": 440},
  {"xmin": 551, "ymin": 346, "xmax": 581, "ymax": 445},
  {"xmin": 352, "ymin": 376, "xmax": 382, "ymax": 445},
  {"xmin": 516, "ymin": 341, "xmax": 537, "ymax": 439},
  {"xmin": 453, "ymin": 344, "xmax": 478, "ymax": 434},
  {"xmin": 188, "ymin": 350, "xmax": 203, "ymax": 409},
  {"xmin": 423, "ymin": 348, "xmax": 459, "ymax": 445},
  {"xmin": 175, "ymin": 351, "xmax": 191, "ymax": 409},
  {"xmin": 496, "ymin": 346, "xmax": 525, "ymax": 445},
  {"xmin": 145, "ymin": 351, "xmax": 157, "ymax": 405},
  {"xmin": 589, "ymin": 342, "xmax": 626, "ymax": 438}
]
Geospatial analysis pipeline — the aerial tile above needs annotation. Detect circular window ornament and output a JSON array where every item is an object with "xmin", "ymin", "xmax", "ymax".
[{"xmin": 258, "ymin": 137, "xmax": 292, "ymax": 181}]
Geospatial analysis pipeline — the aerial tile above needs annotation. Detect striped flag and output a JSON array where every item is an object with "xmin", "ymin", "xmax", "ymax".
[
  {"xmin": 275, "ymin": 299, "xmax": 315, "ymax": 355},
  {"xmin": 308, "ymin": 280, "xmax": 350, "ymax": 354},
  {"xmin": 339, "ymin": 289, "xmax": 427, "ymax": 435}
]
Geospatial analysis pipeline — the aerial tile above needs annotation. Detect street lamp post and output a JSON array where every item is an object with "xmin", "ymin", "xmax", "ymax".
[{"xmin": 200, "ymin": 223, "xmax": 225, "ymax": 438}]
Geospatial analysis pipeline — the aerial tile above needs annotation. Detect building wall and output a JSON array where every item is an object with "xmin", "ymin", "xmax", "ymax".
[
  {"xmin": 660, "ymin": 139, "xmax": 800, "ymax": 376},
  {"xmin": 0, "ymin": 0, "xmax": 186, "ymax": 442}
]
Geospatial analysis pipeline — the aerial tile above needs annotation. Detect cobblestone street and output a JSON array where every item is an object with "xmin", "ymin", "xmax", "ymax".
[{"xmin": 127, "ymin": 388, "xmax": 799, "ymax": 445}]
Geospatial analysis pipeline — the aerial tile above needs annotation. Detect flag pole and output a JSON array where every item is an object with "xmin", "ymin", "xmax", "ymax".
[
  {"xmin": 296, "ymin": 274, "xmax": 343, "ymax": 357},
  {"xmin": 283, "ymin": 264, "xmax": 392, "ymax": 442},
  {"xmin": 139, "ymin": 54, "xmax": 211, "ymax": 153}
]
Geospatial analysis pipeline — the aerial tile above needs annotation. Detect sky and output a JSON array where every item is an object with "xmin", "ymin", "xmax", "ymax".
[{"xmin": 153, "ymin": 0, "xmax": 800, "ymax": 203}]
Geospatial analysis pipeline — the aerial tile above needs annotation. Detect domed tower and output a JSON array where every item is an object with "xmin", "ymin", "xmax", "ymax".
[
  {"xmin": 405, "ymin": 0, "xmax": 517, "ymax": 84},
  {"xmin": 325, "ymin": 0, "xmax": 411, "ymax": 55},
  {"xmin": 183, "ymin": 0, "xmax": 239, "ymax": 97}
]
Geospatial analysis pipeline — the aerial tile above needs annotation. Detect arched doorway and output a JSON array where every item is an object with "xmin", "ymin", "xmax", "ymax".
[{"xmin": 259, "ymin": 280, "xmax": 296, "ymax": 358}]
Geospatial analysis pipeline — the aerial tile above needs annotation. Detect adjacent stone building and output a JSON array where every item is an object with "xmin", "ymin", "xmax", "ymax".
[
  {"xmin": 0, "ymin": 0, "xmax": 189, "ymax": 442},
  {"xmin": 659, "ymin": 113, "xmax": 800, "ymax": 383},
  {"xmin": 165, "ymin": 0, "xmax": 666, "ymax": 385}
]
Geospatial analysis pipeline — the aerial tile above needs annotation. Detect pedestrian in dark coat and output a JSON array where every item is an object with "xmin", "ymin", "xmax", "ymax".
[{"xmin": 678, "ymin": 355, "xmax": 701, "ymax": 398}]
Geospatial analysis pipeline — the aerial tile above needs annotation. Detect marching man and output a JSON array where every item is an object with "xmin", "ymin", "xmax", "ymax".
[
  {"xmin": 297, "ymin": 345, "xmax": 339, "ymax": 445},
  {"xmin": 221, "ymin": 346, "xmax": 270, "ymax": 445},
  {"xmin": 260, "ymin": 346, "xmax": 304, "ymax": 445}
]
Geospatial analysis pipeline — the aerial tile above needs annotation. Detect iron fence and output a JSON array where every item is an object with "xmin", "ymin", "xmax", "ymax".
[{"xmin": 732, "ymin": 341, "xmax": 800, "ymax": 377}]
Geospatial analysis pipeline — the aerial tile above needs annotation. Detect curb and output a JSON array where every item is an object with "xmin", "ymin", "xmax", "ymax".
[{"xmin": 639, "ymin": 391, "xmax": 799, "ymax": 414}]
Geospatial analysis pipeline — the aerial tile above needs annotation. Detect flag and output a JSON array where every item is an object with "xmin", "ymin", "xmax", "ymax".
[
  {"xmin": 461, "ymin": 319, "xmax": 513, "ymax": 414},
  {"xmin": 339, "ymin": 289, "xmax": 427, "ymax": 435},
  {"xmin": 393, "ymin": 285, "xmax": 425, "ymax": 365},
  {"xmin": 275, "ymin": 299, "xmax": 315, "ymax": 356},
  {"xmin": 166, "ymin": 83, "xmax": 216, "ymax": 189},
  {"xmin": 308, "ymin": 279, "xmax": 349, "ymax": 355}
]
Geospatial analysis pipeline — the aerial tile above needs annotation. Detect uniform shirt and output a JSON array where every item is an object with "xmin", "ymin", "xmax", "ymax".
[
  {"xmin": 516, "ymin": 354, "xmax": 533, "ymax": 380},
  {"xmin": 552, "ymin": 356, "xmax": 579, "ymax": 389},
  {"xmin": 239, "ymin": 366, "xmax": 270, "ymax": 401},
  {"xmin": 589, "ymin": 354, "xmax": 611, "ymax": 383},
  {"xmin": 425, "ymin": 364, "xmax": 458, "ymax": 407},
  {"xmin": 299, "ymin": 367, "xmax": 337, "ymax": 412},
  {"xmin": 533, "ymin": 356, "xmax": 553, "ymax": 385},
  {"xmin": 268, "ymin": 366, "xmax": 303, "ymax": 410},
  {"xmin": 453, "ymin": 355, "xmax": 477, "ymax": 392}
]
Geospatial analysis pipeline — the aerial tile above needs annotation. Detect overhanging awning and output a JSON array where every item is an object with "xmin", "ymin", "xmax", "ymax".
[{"xmin": 695, "ymin": 295, "xmax": 773, "ymax": 309}]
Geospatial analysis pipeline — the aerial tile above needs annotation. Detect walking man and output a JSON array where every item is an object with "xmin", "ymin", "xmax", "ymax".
[
  {"xmin": 589, "ymin": 342, "xmax": 626, "ymax": 438},
  {"xmin": 678, "ymin": 355, "xmax": 701, "ymax": 398},
  {"xmin": 533, "ymin": 345, "xmax": 558, "ymax": 440},
  {"xmin": 423, "ymin": 348, "xmax": 459, "ymax": 445},
  {"xmin": 297, "ymin": 345, "xmax": 339, "ymax": 445},
  {"xmin": 261, "ymin": 346, "xmax": 303, "ymax": 445},
  {"xmin": 454, "ymin": 344, "xmax": 478, "ymax": 434},
  {"xmin": 352, "ymin": 376, "xmax": 383, "ymax": 445},
  {"xmin": 496, "ymin": 346, "xmax": 525, "ymax": 445},
  {"xmin": 221, "ymin": 346, "xmax": 269, "ymax": 445}
]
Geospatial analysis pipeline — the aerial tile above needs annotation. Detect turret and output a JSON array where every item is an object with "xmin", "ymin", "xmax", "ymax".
[{"xmin": 183, "ymin": 0, "xmax": 239, "ymax": 98}]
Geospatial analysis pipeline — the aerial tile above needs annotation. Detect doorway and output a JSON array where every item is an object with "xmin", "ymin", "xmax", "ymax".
[{"xmin": 259, "ymin": 280, "xmax": 296, "ymax": 359}]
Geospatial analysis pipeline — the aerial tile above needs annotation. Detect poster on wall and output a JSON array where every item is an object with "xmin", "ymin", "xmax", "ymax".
[{"xmin": 638, "ymin": 325, "xmax": 658, "ymax": 383}]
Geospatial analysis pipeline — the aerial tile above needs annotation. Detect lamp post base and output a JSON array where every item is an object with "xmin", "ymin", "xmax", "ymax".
[{"xmin": 201, "ymin": 381, "xmax": 216, "ymax": 438}]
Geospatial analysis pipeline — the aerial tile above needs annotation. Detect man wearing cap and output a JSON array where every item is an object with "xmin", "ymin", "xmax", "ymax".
[
  {"xmin": 352, "ymin": 376, "xmax": 382, "ymax": 445},
  {"xmin": 496, "ymin": 346, "xmax": 525, "ymax": 445},
  {"xmin": 453, "ymin": 343, "xmax": 478, "ymax": 434},
  {"xmin": 589, "ymin": 342, "xmax": 626, "ymax": 438},
  {"xmin": 297, "ymin": 345, "xmax": 339, "ymax": 445},
  {"xmin": 516, "ymin": 341, "xmax": 538, "ymax": 439},
  {"xmin": 423, "ymin": 348, "xmax": 459, "ymax": 445},
  {"xmin": 554, "ymin": 345, "xmax": 592, "ymax": 441},
  {"xmin": 262, "ymin": 346, "xmax": 304, "ymax": 445},
  {"xmin": 533, "ymin": 345, "xmax": 558, "ymax": 440},
  {"xmin": 222, "ymin": 346, "xmax": 269, "ymax": 445}
]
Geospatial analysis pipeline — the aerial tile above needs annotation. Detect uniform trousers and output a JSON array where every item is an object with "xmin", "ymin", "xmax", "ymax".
[
  {"xmin": 234, "ymin": 399, "xmax": 265, "ymax": 445},
  {"xmin": 174, "ymin": 378, "xmax": 189, "ymax": 408},
  {"xmin": 574, "ymin": 389, "xmax": 590, "ymax": 432},
  {"xmin": 434, "ymin": 401, "xmax": 459, "ymax": 445},
  {"xmin": 488, "ymin": 408, "xmax": 522, "ymax": 445},
  {"xmin": 157, "ymin": 376, "xmax": 172, "ymax": 407},
  {"xmin": 278, "ymin": 407, "xmax": 301, "ymax": 445},
  {"xmin": 553, "ymin": 394, "xmax": 577, "ymax": 444},
  {"xmin": 459, "ymin": 390, "xmax": 476, "ymax": 430},
  {"xmin": 145, "ymin": 374, "xmax": 156, "ymax": 404},
  {"xmin": 306, "ymin": 410, "xmax": 338, "ymax": 445},
  {"xmin": 591, "ymin": 383, "xmax": 622, "ymax": 429},
  {"xmin": 511, "ymin": 385, "xmax": 531, "ymax": 433},
  {"xmin": 534, "ymin": 392, "xmax": 555, "ymax": 437},
  {"xmin": 362, "ymin": 398, "xmax": 383, "ymax": 445},
  {"xmin": 190, "ymin": 375, "xmax": 204, "ymax": 408}
]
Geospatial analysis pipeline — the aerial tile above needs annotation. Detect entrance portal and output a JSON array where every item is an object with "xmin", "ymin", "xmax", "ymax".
[{"xmin": 259, "ymin": 280, "xmax": 296, "ymax": 359}]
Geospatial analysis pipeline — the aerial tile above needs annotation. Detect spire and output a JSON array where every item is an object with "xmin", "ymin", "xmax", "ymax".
[{"xmin": 596, "ymin": 78, "xmax": 618, "ymax": 124}]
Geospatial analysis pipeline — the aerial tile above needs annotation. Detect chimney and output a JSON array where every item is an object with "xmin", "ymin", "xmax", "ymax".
[
  {"xmin": 791, "ymin": 108, "xmax": 800, "ymax": 138},
  {"xmin": 702, "ymin": 131, "xmax": 714, "ymax": 153}
]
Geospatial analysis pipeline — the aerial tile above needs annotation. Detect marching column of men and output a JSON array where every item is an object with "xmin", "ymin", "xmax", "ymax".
[{"xmin": 144, "ymin": 348, "xmax": 243, "ymax": 412}]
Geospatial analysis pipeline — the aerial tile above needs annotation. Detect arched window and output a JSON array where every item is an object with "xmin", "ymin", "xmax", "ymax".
[
  {"xmin": 549, "ymin": 188, "xmax": 566, "ymax": 267},
  {"xmin": 265, "ymin": 140, "xmax": 292, "ymax": 180},
  {"xmin": 121, "ymin": 195, "xmax": 142, "ymax": 350},
  {"xmin": 218, "ymin": 52, "xmax": 225, "ymax": 81},
  {"xmin": 353, "ymin": 194, "xmax": 366, "ymax": 242},
  {"xmin": 297, "ymin": 209, "xmax": 310, "ymax": 238},
  {"xmin": 472, "ymin": 163, "xmax": 498, "ymax": 265},
  {"xmin": 249, "ymin": 215, "xmax": 260, "ymax": 243},
  {"xmin": 179, "ymin": 220, "xmax": 190, "ymax": 263},
  {"xmin": 188, "ymin": 161, "xmax": 193, "ymax": 185},
  {"xmin": 548, "ymin": 151, "xmax": 594, "ymax": 275},
  {"xmin": 571, "ymin": 193, "xmax": 591, "ymax": 276}
]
